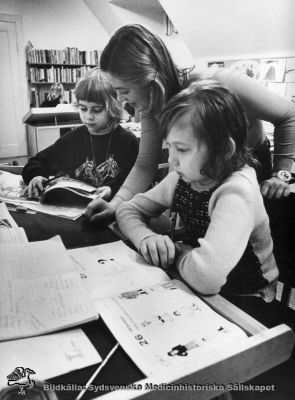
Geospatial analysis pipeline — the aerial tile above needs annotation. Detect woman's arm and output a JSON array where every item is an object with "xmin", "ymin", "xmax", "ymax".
[
  {"xmin": 116, "ymin": 172, "xmax": 178, "ymax": 249},
  {"xmin": 86, "ymin": 113, "xmax": 164, "ymax": 222},
  {"xmin": 212, "ymin": 69, "xmax": 295, "ymax": 170},
  {"xmin": 114, "ymin": 113, "xmax": 163, "ymax": 202},
  {"xmin": 209, "ymin": 68, "xmax": 295, "ymax": 199}
]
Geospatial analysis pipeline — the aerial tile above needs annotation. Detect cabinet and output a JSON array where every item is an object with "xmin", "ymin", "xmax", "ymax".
[
  {"xmin": 23, "ymin": 107, "xmax": 82, "ymax": 156},
  {"xmin": 26, "ymin": 124, "xmax": 82, "ymax": 156},
  {"xmin": 26, "ymin": 46, "xmax": 100, "ymax": 107}
]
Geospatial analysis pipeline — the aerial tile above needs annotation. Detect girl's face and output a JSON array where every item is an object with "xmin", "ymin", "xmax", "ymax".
[
  {"xmin": 102, "ymin": 72, "xmax": 150, "ymax": 112},
  {"xmin": 166, "ymin": 112, "xmax": 211, "ymax": 190},
  {"xmin": 78, "ymin": 100, "xmax": 110, "ymax": 135},
  {"xmin": 50, "ymin": 87, "xmax": 61, "ymax": 100}
]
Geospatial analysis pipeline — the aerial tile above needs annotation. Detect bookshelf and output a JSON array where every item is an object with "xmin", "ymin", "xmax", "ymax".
[{"xmin": 26, "ymin": 45, "xmax": 100, "ymax": 107}]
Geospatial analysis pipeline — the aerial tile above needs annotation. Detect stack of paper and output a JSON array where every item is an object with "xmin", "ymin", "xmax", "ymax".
[
  {"xmin": 0, "ymin": 202, "xmax": 28, "ymax": 243},
  {"xmin": 0, "ymin": 237, "xmax": 98, "ymax": 341}
]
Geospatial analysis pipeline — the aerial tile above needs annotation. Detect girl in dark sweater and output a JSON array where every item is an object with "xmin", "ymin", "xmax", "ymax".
[{"xmin": 23, "ymin": 68, "xmax": 139, "ymax": 206}]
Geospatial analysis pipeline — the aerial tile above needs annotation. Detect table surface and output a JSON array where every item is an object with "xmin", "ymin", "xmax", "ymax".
[
  {"xmin": 8, "ymin": 209, "xmax": 142, "ymax": 399},
  {"xmin": 7, "ymin": 208, "xmax": 295, "ymax": 400},
  {"xmin": 11, "ymin": 210, "xmax": 118, "ymax": 249}
]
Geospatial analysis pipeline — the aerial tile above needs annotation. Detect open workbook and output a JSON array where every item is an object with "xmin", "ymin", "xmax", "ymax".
[
  {"xmin": 0, "ymin": 171, "xmax": 97, "ymax": 219},
  {"xmin": 1, "ymin": 237, "xmax": 247, "ymax": 378},
  {"xmin": 69, "ymin": 241, "xmax": 248, "ymax": 377}
]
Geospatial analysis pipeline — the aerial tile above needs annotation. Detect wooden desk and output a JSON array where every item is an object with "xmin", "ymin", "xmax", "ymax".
[
  {"xmin": 10, "ymin": 210, "xmax": 117, "ymax": 249},
  {"xmin": 6, "ymin": 210, "xmax": 295, "ymax": 400}
]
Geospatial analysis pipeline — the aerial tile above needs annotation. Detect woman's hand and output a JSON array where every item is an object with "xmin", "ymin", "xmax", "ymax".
[
  {"xmin": 139, "ymin": 234, "xmax": 175, "ymax": 270},
  {"xmin": 94, "ymin": 186, "xmax": 112, "ymax": 200},
  {"xmin": 260, "ymin": 177, "xmax": 291, "ymax": 199},
  {"xmin": 25, "ymin": 176, "xmax": 48, "ymax": 198},
  {"xmin": 85, "ymin": 197, "xmax": 117, "ymax": 223}
]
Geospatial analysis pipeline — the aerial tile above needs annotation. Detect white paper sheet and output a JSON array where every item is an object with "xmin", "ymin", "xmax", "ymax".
[
  {"xmin": 68, "ymin": 241, "xmax": 170, "ymax": 303},
  {"xmin": 97, "ymin": 280, "xmax": 247, "ymax": 377},
  {"xmin": 0, "ymin": 329, "xmax": 101, "ymax": 389},
  {"xmin": 0, "ymin": 227, "xmax": 28, "ymax": 243},
  {"xmin": 0, "ymin": 238, "xmax": 98, "ymax": 341},
  {"xmin": 0, "ymin": 202, "xmax": 18, "ymax": 227}
]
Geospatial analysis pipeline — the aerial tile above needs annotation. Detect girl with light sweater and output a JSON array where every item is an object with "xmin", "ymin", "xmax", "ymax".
[{"xmin": 117, "ymin": 80, "xmax": 278, "ymax": 302}]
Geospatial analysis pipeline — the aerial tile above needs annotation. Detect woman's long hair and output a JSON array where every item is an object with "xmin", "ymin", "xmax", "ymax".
[{"xmin": 100, "ymin": 24, "xmax": 182, "ymax": 116}]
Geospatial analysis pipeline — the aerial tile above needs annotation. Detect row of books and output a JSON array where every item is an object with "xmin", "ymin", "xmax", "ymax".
[
  {"xmin": 28, "ymin": 65, "xmax": 94, "ymax": 84},
  {"xmin": 26, "ymin": 47, "xmax": 100, "ymax": 66},
  {"xmin": 30, "ymin": 87, "xmax": 76, "ymax": 107}
]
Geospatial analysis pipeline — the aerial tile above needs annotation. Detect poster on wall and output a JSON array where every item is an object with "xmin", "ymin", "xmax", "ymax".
[
  {"xmin": 207, "ymin": 61, "xmax": 225, "ymax": 69},
  {"xmin": 224, "ymin": 59, "xmax": 260, "ymax": 79},
  {"xmin": 284, "ymin": 58, "xmax": 295, "ymax": 83},
  {"xmin": 286, "ymin": 83, "xmax": 295, "ymax": 103},
  {"xmin": 259, "ymin": 58, "xmax": 286, "ymax": 82},
  {"xmin": 266, "ymin": 82, "xmax": 287, "ymax": 98}
]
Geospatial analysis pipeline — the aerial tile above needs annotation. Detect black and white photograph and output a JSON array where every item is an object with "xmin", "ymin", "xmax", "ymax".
[{"xmin": 0, "ymin": 1, "xmax": 295, "ymax": 400}]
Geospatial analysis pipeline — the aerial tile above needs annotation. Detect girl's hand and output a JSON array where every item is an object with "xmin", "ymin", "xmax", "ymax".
[
  {"xmin": 260, "ymin": 177, "xmax": 291, "ymax": 199},
  {"xmin": 95, "ymin": 186, "xmax": 112, "ymax": 200},
  {"xmin": 139, "ymin": 234, "xmax": 175, "ymax": 270},
  {"xmin": 25, "ymin": 176, "xmax": 48, "ymax": 198},
  {"xmin": 85, "ymin": 197, "xmax": 116, "ymax": 223}
]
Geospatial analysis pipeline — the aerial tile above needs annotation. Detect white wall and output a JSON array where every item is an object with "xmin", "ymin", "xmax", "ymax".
[
  {"xmin": 0, "ymin": 0, "xmax": 109, "ymax": 50},
  {"xmin": 160, "ymin": 0, "xmax": 295, "ymax": 68},
  {"xmin": 0, "ymin": 0, "xmax": 110, "ymax": 158},
  {"xmin": 84, "ymin": 0, "xmax": 165, "ymax": 37}
]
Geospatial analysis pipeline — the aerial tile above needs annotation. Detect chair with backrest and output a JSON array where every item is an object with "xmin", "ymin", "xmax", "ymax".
[{"xmin": 265, "ymin": 193, "xmax": 295, "ymax": 306}]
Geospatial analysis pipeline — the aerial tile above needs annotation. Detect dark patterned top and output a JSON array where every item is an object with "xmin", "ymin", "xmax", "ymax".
[
  {"xmin": 172, "ymin": 178, "xmax": 268, "ymax": 295},
  {"xmin": 22, "ymin": 125, "xmax": 139, "ymax": 196}
]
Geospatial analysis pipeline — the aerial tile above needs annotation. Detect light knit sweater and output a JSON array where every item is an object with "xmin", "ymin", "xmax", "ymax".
[
  {"xmin": 117, "ymin": 167, "xmax": 278, "ymax": 302},
  {"xmin": 116, "ymin": 68, "xmax": 295, "ymax": 202}
]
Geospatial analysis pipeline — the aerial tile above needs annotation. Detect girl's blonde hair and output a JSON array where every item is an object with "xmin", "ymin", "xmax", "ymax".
[
  {"xmin": 100, "ymin": 24, "xmax": 182, "ymax": 116},
  {"xmin": 74, "ymin": 67, "xmax": 122, "ymax": 122},
  {"xmin": 47, "ymin": 82, "xmax": 65, "ymax": 101},
  {"xmin": 161, "ymin": 80, "xmax": 257, "ymax": 182}
]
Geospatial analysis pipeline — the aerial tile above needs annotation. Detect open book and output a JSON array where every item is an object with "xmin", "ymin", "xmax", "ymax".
[
  {"xmin": 0, "ymin": 171, "xmax": 96, "ymax": 219},
  {"xmin": 37, "ymin": 177, "xmax": 97, "ymax": 206},
  {"xmin": 69, "ymin": 241, "xmax": 248, "ymax": 377}
]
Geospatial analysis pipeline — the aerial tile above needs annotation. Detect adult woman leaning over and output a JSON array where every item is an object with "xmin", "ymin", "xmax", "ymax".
[{"xmin": 86, "ymin": 24, "xmax": 295, "ymax": 223}]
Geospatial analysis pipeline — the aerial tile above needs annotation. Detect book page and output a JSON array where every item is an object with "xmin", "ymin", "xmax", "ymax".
[
  {"xmin": 0, "ymin": 329, "xmax": 101, "ymax": 388},
  {"xmin": 0, "ymin": 227, "xmax": 28, "ymax": 243},
  {"xmin": 43, "ymin": 177, "xmax": 97, "ymax": 193},
  {"xmin": 0, "ymin": 171, "xmax": 28, "ymax": 203},
  {"xmin": 0, "ymin": 202, "xmax": 18, "ymax": 227},
  {"xmin": 0, "ymin": 171, "xmax": 86, "ymax": 219},
  {"xmin": 0, "ymin": 238, "xmax": 76, "ymax": 279},
  {"xmin": 16, "ymin": 201, "xmax": 86, "ymax": 220},
  {"xmin": 0, "ymin": 273, "xmax": 97, "ymax": 341},
  {"xmin": 0, "ymin": 237, "xmax": 97, "ymax": 341},
  {"xmin": 68, "ymin": 241, "xmax": 170, "ymax": 303},
  {"xmin": 97, "ymin": 279, "xmax": 247, "ymax": 377}
]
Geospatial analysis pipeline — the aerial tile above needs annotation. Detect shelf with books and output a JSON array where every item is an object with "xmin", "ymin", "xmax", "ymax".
[
  {"xmin": 26, "ymin": 43, "xmax": 101, "ymax": 107},
  {"xmin": 28, "ymin": 64, "xmax": 95, "ymax": 85},
  {"xmin": 29, "ymin": 86, "xmax": 76, "ymax": 107},
  {"xmin": 26, "ymin": 46, "xmax": 100, "ymax": 65},
  {"xmin": 27, "ymin": 63, "xmax": 97, "ymax": 67}
]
